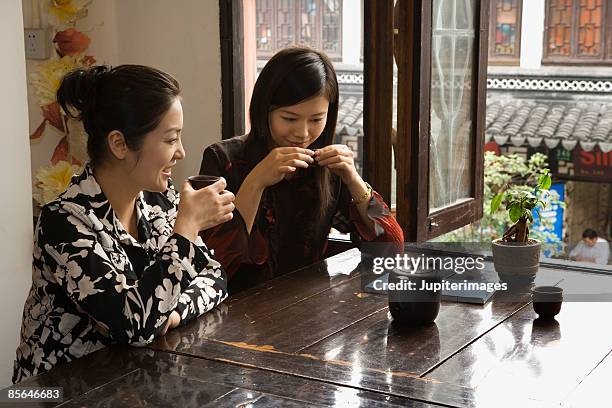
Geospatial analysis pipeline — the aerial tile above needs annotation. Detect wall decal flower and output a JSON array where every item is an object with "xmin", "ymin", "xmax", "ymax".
[
  {"xmin": 30, "ymin": 1, "xmax": 98, "ymax": 207},
  {"xmin": 53, "ymin": 28, "xmax": 91, "ymax": 57},
  {"xmin": 33, "ymin": 160, "xmax": 81, "ymax": 206},
  {"xmin": 46, "ymin": 0, "xmax": 92, "ymax": 25}
]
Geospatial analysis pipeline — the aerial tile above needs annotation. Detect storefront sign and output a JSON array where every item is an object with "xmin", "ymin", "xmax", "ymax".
[{"xmin": 573, "ymin": 148, "xmax": 612, "ymax": 182}]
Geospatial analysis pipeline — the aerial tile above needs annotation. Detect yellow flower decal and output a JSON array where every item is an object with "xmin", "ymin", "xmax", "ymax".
[
  {"xmin": 47, "ymin": 0, "xmax": 92, "ymax": 24},
  {"xmin": 30, "ymin": 55, "xmax": 93, "ymax": 107},
  {"xmin": 34, "ymin": 160, "xmax": 82, "ymax": 206}
]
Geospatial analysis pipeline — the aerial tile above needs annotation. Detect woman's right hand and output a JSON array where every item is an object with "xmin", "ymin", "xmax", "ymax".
[
  {"xmin": 174, "ymin": 178, "xmax": 235, "ymax": 242},
  {"xmin": 248, "ymin": 147, "xmax": 315, "ymax": 189}
]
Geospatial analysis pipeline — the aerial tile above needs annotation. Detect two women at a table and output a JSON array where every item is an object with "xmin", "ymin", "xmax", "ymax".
[{"xmin": 13, "ymin": 47, "xmax": 403, "ymax": 383}]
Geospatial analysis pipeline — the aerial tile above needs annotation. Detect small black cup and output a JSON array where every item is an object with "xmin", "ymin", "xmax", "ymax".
[
  {"xmin": 388, "ymin": 270, "xmax": 441, "ymax": 326},
  {"xmin": 532, "ymin": 286, "xmax": 563, "ymax": 319},
  {"xmin": 187, "ymin": 175, "xmax": 221, "ymax": 190}
]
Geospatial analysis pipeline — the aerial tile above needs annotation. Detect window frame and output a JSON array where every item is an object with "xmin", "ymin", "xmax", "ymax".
[
  {"xmin": 388, "ymin": 0, "xmax": 489, "ymax": 241},
  {"xmin": 224, "ymin": 0, "xmax": 490, "ymax": 242},
  {"xmin": 220, "ymin": 0, "xmax": 246, "ymax": 140},
  {"xmin": 542, "ymin": 0, "xmax": 612, "ymax": 65},
  {"xmin": 363, "ymin": 0, "xmax": 394, "ymax": 203},
  {"xmin": 488, "ymin": 0, "xmax": 523, "ymax": 66},
  {"xmin": 256, "ymin": 0, "xmax": 343, "ymax": 61}
]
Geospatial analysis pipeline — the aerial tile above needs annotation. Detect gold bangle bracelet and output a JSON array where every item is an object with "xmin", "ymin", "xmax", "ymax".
[{"xmin": 353, "ymin": 182, "xmax": 373, "ymax": 205}]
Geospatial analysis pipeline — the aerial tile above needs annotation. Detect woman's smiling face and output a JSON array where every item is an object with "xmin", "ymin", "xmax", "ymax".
[
  {"xmin": 268, "ymin": 95, "xmax": 329, "ymax": 149},
  {"xmin": 124, "ymin": 98, "xmax": 185, "ymax": 192}
]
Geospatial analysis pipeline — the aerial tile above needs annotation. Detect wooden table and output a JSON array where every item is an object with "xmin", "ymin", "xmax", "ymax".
[{"xmin": 5, "ymin": 248, "xmax": 612, "ymax": 407}]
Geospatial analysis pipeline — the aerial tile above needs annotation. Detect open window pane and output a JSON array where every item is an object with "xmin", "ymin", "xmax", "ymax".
[
  {"xmin": 389, "ymin": 0, "xmax": 488, "ymax": 241},
  {"xmin": 429, "ymin": 0, "xmax": 476, "ymax": 211}
]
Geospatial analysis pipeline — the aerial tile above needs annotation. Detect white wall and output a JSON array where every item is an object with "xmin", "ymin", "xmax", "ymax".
[
  {"xmin": 0, "ymin": 0, "xmax": 33, "ymax": 387},
  {"xmin": 520, "ymin": 0, "xmax": 545, "ymax": 69},
  {"xmin": 341, "ymin": 0, "xmax": 362, "ymax": 66},
  {"xmin": 115, "ymin": 0, "xmax": 222, "ymax": 184}
]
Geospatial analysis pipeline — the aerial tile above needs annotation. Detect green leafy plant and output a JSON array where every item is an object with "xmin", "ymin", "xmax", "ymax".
[
  {"xmin": 490, "ymin": 169, "xmax": 552, "ymax": 243},
  {"xmin": 435, "ymin": 152, "xmax": 565, "ymax": 255}
]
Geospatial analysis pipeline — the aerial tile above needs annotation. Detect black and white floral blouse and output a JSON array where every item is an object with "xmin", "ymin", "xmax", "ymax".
[{"xmin": 13, "ymin": 164, "xmax": 228, "ymax": 383}]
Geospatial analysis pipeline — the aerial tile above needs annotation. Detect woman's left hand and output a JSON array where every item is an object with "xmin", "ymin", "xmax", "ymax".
[
  {"xmin": 314, "ymin": 144, "xmax": 359, "ymax": 184},
  {"xmin": 161, "ymin": 310, "xmax": 181, "ymax": 335}
]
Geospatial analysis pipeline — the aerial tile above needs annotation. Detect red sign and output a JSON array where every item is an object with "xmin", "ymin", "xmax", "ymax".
[
  {"xmin": 484, "ymin": 141, "xmax": 500, "ymax": 155},
  {"xmin": 573, "ymin": 147, "xmax": 612, "ymax": 182}
]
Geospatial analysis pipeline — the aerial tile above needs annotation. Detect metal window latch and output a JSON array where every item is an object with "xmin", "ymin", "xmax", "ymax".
[{"xmin": 428, "ymin": 220, "xmax": 439, "ymax": 231}]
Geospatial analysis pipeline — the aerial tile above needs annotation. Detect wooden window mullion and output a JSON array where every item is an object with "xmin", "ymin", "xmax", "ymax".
[
  {"xmin": 571, "ymin": 0, "xmax": 578, "ymax": 60},
  {"xmin": 220, "ymin": 0, "xmax": 246, "ymax": 140},
  {"xmin": 543, "ymin": 0, "xmax": 550, "ymax": 60},
  {"xmin": 317, "ymin": 0, "xmax": 322, "ymax": 51},
  {"xmin": 363, "ymin": 0, "xmax": 393, "ymax": 204},
  {"xmin": 272, "ymin": 0, "xmax": 277, "ymax": 56},
  {"xmin": 488, "ymin": 2, "xmax": 495, "ymax": 57},
  {"xmin": 602, "ymin": 0, "xmax": 608, "ymax": 61},
  {"xmin": 293, "ymin": 1, "xmax": 297, "ymax": 46},
  {"xmin": 602, "ymin": 0, "xmax": 612, "ymax": 61}
]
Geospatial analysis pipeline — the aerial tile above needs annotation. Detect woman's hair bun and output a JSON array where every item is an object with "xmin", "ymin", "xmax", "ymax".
[{"xmin": 57, "ymin": 65, "xmax": 109, "ymax": 119}]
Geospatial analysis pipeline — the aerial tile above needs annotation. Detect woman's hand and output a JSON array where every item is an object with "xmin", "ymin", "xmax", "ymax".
[
  {"xmin": 174, "ymin": 178, "xmax": 235, "ymax": 241},
  {"xmin": 160, "ymin": 310, "xmax": 181, "ymax": 336},
  {"xmin": 314, "ymin": 144, "xmax": 359, "ymax": 185},
  {"xmin": 249, "ymin": 147, "xmax": 315, "ymax": 189},
  {"xmin": 316, "ymin": 144, "xmax": 376, "ymax": 231}
]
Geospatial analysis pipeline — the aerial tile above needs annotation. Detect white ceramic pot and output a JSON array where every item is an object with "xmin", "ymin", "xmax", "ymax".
[{"xmin": 492, "ymin": 238, "xmax": 541, "ymax": 278}]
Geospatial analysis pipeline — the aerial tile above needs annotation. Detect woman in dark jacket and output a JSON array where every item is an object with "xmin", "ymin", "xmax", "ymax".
[{"xmin": 200, "ymin": 46, "xmax": 404, "ymax": 293}]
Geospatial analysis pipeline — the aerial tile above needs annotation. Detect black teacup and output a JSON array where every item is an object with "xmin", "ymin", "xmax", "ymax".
[
  {"xmin": 388, "ymin": 270, "xmax": 441, "ymax": 326},
  {"xmin": 187, "ymin": 175, "xmax": 221, "ymax": 190},
  {"xmin": 532, "ymin": 286, "xmax": 563, "ymax": 319}
]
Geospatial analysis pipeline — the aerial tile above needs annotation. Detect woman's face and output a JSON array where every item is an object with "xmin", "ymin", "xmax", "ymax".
[
  {"xmin": 268, "ymin": 94, "xmax": 329, "ymax": 149},
  {"xmin": 126, "ymin": 98, "xmax": 185, "ymax": 192}
]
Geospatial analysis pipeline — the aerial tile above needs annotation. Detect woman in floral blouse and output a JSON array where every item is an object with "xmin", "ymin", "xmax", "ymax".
[
  {"xmin": 200, "ymin": 47, "xmax": 404, "ymax": 293},
  {"xmin": 13, "ymin": 65, "xmax": 235, "ymax": 382}
]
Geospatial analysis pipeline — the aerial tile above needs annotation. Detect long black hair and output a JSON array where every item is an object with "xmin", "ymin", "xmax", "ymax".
[
  {"xmin": 247, "ymin": 46, "xmax": 339, "ymax": 219},
  {"xmin": 57, "ymin": 64, "xmax": 181, "ymax": 167}
]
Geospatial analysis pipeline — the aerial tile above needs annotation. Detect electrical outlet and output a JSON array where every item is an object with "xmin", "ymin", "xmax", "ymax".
[{"xmin": 24, "ymin": 28, "xmax": 50, "ymax": 60}]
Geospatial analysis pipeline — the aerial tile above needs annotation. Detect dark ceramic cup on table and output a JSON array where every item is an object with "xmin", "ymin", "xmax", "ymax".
[
  {"xmin": 388, "ymin": 269, "xmax": 441, "ymax": 326},
  {"xmin": 532, "ymin": 286, "xmax": 563, "ymax": 319},
  {"xmin": 187, "ymin": 175, "xmax": 221, "ymax": 190}
]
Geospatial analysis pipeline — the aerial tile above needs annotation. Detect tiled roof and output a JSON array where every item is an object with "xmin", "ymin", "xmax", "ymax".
[
  {"xmin": 336, "ymin": 95, "xmax": 364, "ymax": 137},
  {"xmin": 485, "ymin": 97, "xmax": 612, "ymax": 153},
  {"xmin": 336, "ymin": 94, "xmax": 612, "ymax": 153}
]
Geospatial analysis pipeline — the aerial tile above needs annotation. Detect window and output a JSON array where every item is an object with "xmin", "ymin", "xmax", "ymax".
[
  {"xmin": 543, "ymin": 0, "xmax": 612, "ymax": 64},
  {"xmin": 366, "ymin": 0, "xmax": 489, "ymax": 241},
  {"xmin": 223, "ymin": 0, "xmax": 489, "ymax": 241},
  {"xmin": 488, "ymin": 0, "xmax": 522, "ymax": 64},
  {"xmin": 256, "ymin": 0, "xmax": 343, "ymax": 60}
]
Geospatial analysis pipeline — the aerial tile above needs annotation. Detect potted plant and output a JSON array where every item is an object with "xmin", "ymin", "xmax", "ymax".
[{"xmin": 490, "ymin": 169, "xmax": 553, "ymax": 283}]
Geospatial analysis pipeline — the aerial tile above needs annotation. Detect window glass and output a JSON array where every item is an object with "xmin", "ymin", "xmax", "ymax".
[{"xmin": 429, "ymin": 0, "xmax": 477, "ymax": 211}]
